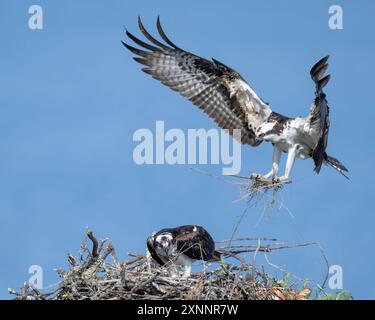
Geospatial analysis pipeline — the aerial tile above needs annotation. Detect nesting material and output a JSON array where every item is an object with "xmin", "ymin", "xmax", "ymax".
[{"xmin": 11, "ymin": 231, "xmax": 319, "ymax": 300}]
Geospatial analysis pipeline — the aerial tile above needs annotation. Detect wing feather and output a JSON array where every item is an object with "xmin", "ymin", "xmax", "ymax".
[
  {"xmin": 174, "ymin": 226, "xmax": 215, "ymax": 261},
  {"xmin": 156, "ymin": 16, "xmax": 181, "ymax": 50},
  {"xmin": 123, "ymin": 17, "xmax": 263, "ymax": 146},
  {"xmin": 138, "ymin": 16, "xmax": 170, "ymax": 50}
]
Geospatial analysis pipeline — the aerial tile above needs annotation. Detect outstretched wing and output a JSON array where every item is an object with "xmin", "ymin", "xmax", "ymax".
[
  {"xmin": 122, "ymin": 17, "xmax": 264, "ymax": 146},
  {"xmin": 309, "ymin": 55, "xmax": 331, "ymax": 173},
  {"xmin": 174, "ymin": 226, "xmax": 215, "ymax": 261}
]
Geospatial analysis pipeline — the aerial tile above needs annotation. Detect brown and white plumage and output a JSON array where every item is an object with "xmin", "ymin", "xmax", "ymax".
[
  {"xmin": 122, "ymin": 16, "xmax": 266, "ymax": 146},
  {"xmin": 146, "ymin": 225, "xmax": 220, "ymax": 277},
  {"xmin": 123, "ymin": 17, "xmax": 348, "ymax": 182}
]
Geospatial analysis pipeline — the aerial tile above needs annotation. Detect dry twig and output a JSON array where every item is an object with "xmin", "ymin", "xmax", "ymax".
[{"xmin": 11, "ymin": 231, "xmax": 327, "ymax": 300}]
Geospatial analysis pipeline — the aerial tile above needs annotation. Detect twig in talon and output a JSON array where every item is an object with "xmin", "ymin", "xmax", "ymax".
[{"xmin": 272, "ymin": 178, "xmax": 292, "ymax": 186}]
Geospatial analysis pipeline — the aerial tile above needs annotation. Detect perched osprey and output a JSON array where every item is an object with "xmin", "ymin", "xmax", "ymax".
[
  {"xmin": 123, "ymin": 17, "xmax": 348, "ymax": 182},
  {"xmin": 146, "ymin": 225, "xmax": 221, "ymax": 277}
]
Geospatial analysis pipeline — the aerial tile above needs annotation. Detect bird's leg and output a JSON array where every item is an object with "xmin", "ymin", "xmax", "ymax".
[
  {"xmin": 168, "ymin": 264, "xmax": 179, "ymax": 278},
  {"xmin": 251, "ymin": 146, "xmax": 281, "ymax": 181},
  {"xmin": 263, "ymin": 146, "xmax": 282, "ymax": 180},
  {"xmin": 276, "ymin": 145, "xmax": 297, "ymax": 183},
  {"xmin": 182, "ymin": 261, "xmax": 192, "ymax": 278},
  {"xmin": 166, "ymin": 258, "xmax": 180, "ymax": 278}
]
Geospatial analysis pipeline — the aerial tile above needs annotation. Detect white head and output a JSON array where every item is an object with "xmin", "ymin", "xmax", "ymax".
[{"xmin": 155, "ymin": 233, "xmax": 174, "ymax": 256}]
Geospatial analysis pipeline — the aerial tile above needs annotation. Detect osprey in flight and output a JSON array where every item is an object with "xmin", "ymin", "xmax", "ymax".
[
  {"xmin": 123, "ymin": 17, "xmax": 348, "ymax": 182},
  {"xmin": 147, "ymin": 225, "xmax": 221, "ymax": 277}
]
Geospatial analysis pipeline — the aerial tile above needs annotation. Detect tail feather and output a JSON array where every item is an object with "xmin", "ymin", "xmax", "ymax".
[{"xmin": 325, "ymin": 154, "xmax": 349, "ymax": 179}]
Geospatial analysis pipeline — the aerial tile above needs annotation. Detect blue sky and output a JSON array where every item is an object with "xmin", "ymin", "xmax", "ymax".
[{"xmin": 0, "ymin": 0, "xmax": 374, "ymax": 299}]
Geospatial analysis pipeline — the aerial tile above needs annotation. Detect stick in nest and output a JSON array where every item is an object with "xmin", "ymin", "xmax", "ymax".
[{"xmin": 10, "ymin": 230, "xmax": 331, "ymax": 300}]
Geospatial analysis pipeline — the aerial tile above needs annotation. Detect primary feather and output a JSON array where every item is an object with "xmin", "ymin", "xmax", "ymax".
[{"xmin": 123, "ymin": 17, "xmax": 348, "ymax": 181}]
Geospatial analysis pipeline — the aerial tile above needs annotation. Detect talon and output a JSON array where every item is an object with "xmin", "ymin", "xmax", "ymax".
[
  {"xmin": 273, "ymin": 176, "xmax": 292, "ymax": 184},
  {"xmin": 251, "ymin": 173, "xmax": 270, "ymax": 181},
  {"xmin": 250, "ymin": 173, "xmax": 261, "ymax": 179}
]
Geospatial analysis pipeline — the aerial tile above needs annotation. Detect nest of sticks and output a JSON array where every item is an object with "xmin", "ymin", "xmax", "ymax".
[{"xmin": 10, "ymin": 230, "xmax": 328, "ymax": 300}]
